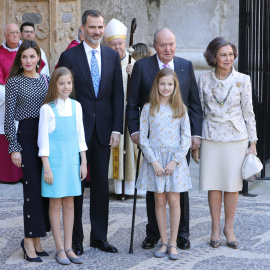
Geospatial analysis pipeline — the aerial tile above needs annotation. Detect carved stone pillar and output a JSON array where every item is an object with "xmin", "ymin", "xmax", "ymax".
[{"xmin": 0, "ymin": 0, "xmax": 81, "ymax": 73}]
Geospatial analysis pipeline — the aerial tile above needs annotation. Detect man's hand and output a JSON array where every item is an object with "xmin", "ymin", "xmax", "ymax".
[
  {"xmin": 126, "ymin": 63, "xmax": 134, "ymax": 76},
  {"xmin": 191, "ymin": 137, "xmax": 201, "ymax": 150},
  {"xmin": 131, "ymin": 132, "xmax": 140, "ymax": 145},
  {"xmin": 11, "ymin": 152, "xmax": 22, "ymax": 168},
  {"xmin": 164, "ymin": 160, "xmax": 177, "ymax": 175},
  {"xmin": 192, "ymin": 148, "xmax": 200, "ymax": 164},
  {"xmin": 110, "ymin": 133, "xmax": 121, "ymax": 149},
  {"xmin": 151, "ymin": 161, "xmax": 165, "ymax": 176}
]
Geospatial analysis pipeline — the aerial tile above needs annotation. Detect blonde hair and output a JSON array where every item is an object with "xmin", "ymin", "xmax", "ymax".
[
  {"xmin": 42, "ymin": 67, "xmax": 74, "ymax": 105},
  {"xmin": 149, "ymin": 68, "xmax": 186, "ymax": 118}
]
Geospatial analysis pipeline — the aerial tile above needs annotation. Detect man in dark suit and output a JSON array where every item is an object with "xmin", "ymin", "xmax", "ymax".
[
  {"xmin": 126, "ymin": 27, "xmax": 202, "ymax": 250},
  {"xmin": 58, "ymin": 10, "xmax": 124, "ymax": 254}
]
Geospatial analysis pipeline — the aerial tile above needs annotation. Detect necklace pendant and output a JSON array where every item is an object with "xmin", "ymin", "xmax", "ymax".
[{"xmin": 220, "ymin": 102, "xmax": 224, "ymax": 106}]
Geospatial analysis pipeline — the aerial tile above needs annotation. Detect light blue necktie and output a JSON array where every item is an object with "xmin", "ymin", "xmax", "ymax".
[{"xmin": 90, "ymin": 50, "xmax": 100, "ymax": 97}]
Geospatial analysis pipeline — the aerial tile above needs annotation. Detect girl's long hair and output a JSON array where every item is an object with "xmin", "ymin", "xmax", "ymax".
[
  {"xmin": 149, "ymin": 68, "xmax": 186, "ymax": 118},
  {"xmin": 8, "ymin": 40, "xmax": 41, "ymax": 79},
  {"xmin": 42, "ymin": 67, "xmax": 75, "ymax": 105}
]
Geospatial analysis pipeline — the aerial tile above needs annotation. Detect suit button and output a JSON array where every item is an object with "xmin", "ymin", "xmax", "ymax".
[
  {"xmin": 25, "ymin": 181, "xmax": 28, "ymax": 184},
  {"xmin": 29, "ymin": 232, "xmax": 32, "ymax": 235},
  {"xmin": 27, "ymin": 215, "xmax": 30, "ymax": 218},
  {"xmin": 26, "ymin": 198, "xmax": 29, "ymax": 201}
]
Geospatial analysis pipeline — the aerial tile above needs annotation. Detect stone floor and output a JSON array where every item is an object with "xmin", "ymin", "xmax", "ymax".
[{"xmin": 0, "ymin": 161, "xmax": 269, "ymax": 269}]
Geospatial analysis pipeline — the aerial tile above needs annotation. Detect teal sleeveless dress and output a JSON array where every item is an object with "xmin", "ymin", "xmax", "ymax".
[{"xmin": 41, "ymin": 99, "xmax": 82, "ymax": 198}]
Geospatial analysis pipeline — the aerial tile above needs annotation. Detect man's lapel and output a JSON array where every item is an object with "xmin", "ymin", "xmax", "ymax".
[
  {"xmin": 76, "ymin": 43, "xmax": 96, "ymax": 98},
  {"xmin": 148, "ymin": 54, "xmax": 160, "ymax": 81},
  {"xmin": 97, "ymin": 44, "xmax": 109, "ymax": 98}
]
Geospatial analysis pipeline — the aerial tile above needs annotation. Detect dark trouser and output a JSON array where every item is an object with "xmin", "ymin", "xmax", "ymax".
[
  {"xmin": 18, "ymin": 118, "xmax": 50, "ymax": 238},
  {"xmin": 73, "ymin": 127, "xmax": 111, "ymax": 243},
  {"xmin": 145, "ymin": 151, "xmax": 191, "ymax": 240}
]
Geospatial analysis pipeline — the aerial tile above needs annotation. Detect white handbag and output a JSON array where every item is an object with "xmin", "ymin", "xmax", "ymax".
[{"xmin": 242, "ymin": 153, "xmax": 263, "ymax": 180}]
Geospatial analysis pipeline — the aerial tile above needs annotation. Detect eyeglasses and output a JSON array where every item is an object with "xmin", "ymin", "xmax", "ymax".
[
  {"xmin": 8, "ymin": 31, "xmax": 20, "ymax": 36},
  {"xmin": 23, "ymin": 30, "xmax": 35, "ymax": 34},
  {"xmin": 157, "ymin": 43, "xmax": 175, "ymax": 49}
]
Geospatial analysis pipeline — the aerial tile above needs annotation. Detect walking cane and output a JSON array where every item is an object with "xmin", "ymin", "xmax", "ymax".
[
  {"xmin": 129, "ymin": 147, "xmax": 142, "ymax": 254},
  {"xmin": 121, "ymin": 18, "xmax": 137, "ymax": 201}
]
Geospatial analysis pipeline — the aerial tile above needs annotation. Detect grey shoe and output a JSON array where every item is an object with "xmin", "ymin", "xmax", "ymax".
[
  {"xmin": 66, "ymin": 249, "xmax": 84, "ymax": 264},
  {"xmin": 210, "ymin": 240, "xmax": 222, "ymax": 248},
  {"xmin": 55, "ymin": 249, "xmax": 71, "ymax": 265},
  {"xmin": 153, "ymin": 243, "xmax": 168, "ymax": 258},
  {"xmin": 168, "ymin": 245, "xmax": 180, "ymax": 260}
]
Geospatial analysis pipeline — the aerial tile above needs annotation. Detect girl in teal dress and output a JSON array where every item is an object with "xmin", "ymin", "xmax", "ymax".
[{"xmin": 38, "ymin": 67, "xmax": 87, "ymax": 265}]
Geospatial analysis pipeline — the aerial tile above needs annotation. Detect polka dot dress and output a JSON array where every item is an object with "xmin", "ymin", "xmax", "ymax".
[{"xmin": 4, "ymin": 73, "xmax": 50, "ymax": 153}]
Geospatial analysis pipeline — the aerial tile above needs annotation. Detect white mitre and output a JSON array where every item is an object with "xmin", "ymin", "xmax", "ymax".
[{"xmin": 104, "ymin": 18, "xmax": 127, "ymax": 42}]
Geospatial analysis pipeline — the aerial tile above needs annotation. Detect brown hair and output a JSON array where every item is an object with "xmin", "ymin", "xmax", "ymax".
[
  {"xmin": 42, "ymin": 67, "xmax": 74, "ymax": 105},
  {"xmin": 8, "ymin": 40, "xmax": 41, "ymax": 79},
  {"xmin": 132, "ymin": 43, "xmax": 152, "ymax": 61},
  {"xmin": 204, "ymin": 37, "xmax": 238, "ymax": 67},
  {"xmin": 149, "ymin": 68, "xmax": 186, "ymax": 118}
]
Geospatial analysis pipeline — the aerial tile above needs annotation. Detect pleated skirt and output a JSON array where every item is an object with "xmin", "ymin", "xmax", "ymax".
[{"xmin": 199, "ymin": 139, "xmax": 248, "ymax": 192}]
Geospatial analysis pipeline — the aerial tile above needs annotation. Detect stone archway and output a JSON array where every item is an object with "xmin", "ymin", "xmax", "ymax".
[{"xmin": 0, "ymin": 0, "xmax": 81, "ymax": 73}]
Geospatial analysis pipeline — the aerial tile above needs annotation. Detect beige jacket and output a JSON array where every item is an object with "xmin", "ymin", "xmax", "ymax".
[{"xmin": 198, "ymin": 68, "xmax": 257, "ymax": 142}]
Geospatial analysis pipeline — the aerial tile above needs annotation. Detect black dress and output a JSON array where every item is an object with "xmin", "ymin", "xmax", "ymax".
[{"xmin": 5, "ymin": 73, "xmax": 50, "ymax": 238}]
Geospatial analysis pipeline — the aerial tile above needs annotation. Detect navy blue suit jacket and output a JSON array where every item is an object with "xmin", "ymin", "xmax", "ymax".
[
  {"xmin": 58, "ymin": 42, "xmax": 124, "ymax": 146},
  {"xmin": 126, "ymin": 54, "xmax": 202, "ymax": 136}
]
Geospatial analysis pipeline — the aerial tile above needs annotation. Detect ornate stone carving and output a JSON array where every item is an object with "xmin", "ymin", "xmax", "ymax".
[
  {"xmin": 14, "ymin": 3, "xmax": 49, "ymax": 40},
  {"xmin": 58, "ymin": 2, "xmax": 77, "ymax": 44}
]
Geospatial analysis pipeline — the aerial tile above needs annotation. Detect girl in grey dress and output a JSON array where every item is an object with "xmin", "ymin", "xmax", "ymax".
[{"xmin": 136, "ymin": 68, "xmax": 191, "ymax": 260}]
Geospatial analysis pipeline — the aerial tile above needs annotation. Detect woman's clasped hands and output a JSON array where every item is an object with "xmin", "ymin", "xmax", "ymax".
[{"xmin": 151, "ymin": 160, "xmax": 178, "ymax": 176}]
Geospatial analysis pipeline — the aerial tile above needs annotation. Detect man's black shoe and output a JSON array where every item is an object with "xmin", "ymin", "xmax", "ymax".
[
  {"xmin": 72, "ymin": 242, "xmax": 84, "ymax": 256},
  {"xmin": 142, "ymin": 236, "xmax": 158, "ymax": 249},
  {"xmin": 177, "ymin": 236, "xmax": 190, "ymax": 250},
  {"xmin": 90, "ymin": 239, "xmax": 118, "ymax": 253}
]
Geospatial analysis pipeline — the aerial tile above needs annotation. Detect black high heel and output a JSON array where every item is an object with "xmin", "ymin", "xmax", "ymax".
[
  {"xmin": 21, "ymin": 239, "xmax": 42, "ymax": 262},
  {"xmin": 35, "ymin": 250, "xmax": 49, "ymax": 256}
]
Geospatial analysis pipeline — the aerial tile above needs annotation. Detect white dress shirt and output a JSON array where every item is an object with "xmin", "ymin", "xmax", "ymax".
[
  {"xmin": 83, "ymin": 41, "xmax": 101, "ymax": 76},
  {"xmin": 156, "ymin": 54, "xmax": 174, "ymax": 70},
  {"xmin": 38, "ymin": 98, "xmax": 88, "ymax": 157}
]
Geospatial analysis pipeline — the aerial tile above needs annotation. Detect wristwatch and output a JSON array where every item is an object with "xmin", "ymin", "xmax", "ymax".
[{"xmin": 250, "ymin": 140, "xmax": 257, "ymax": 144}]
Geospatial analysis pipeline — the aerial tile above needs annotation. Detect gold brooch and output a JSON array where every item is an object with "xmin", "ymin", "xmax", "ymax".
[{"xmin": 236, "ymin": 82, "xmax": 242, "ymax": 88}]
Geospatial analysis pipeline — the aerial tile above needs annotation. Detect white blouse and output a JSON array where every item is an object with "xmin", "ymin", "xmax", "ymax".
[{"xmin": 38, "ymin": 98, "xmax": 88, "ymax": 157}]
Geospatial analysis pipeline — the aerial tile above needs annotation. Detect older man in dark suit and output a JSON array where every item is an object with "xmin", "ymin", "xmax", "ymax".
[
  {"xmin": 127, "ymin": 27, "xmax": 202, "ymax": 250},
  {"xmin": 58, "ymin": 10, "xmax": 124, "ymax": 255}
]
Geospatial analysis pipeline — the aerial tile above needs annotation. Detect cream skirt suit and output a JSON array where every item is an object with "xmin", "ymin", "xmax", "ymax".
[{"xmin": 198, "ymin": 68, "xmax": 257, "ymax": 192}]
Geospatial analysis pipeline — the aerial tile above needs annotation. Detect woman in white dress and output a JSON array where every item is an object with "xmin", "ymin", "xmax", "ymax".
[{"xmin": 198, "ymin": 37, "xmax": 257, "ymax": 249}]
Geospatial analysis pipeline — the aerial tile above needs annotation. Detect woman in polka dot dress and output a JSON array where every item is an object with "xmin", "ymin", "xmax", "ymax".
[{"xmin": 4, "ymin": 40, "xmax": 50, "ymax": 262}]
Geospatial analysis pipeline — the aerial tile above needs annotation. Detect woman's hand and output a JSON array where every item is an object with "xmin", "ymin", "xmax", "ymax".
[
  {"xmin": 44, "ymin": 170, "xmax": 53, "ymax": 185},
  {"xmin": 11, "ymin": 152, "xmax": 22, "ymax": 167},
  {"xmin": 80, "ymin": 162, "xmax": 87, "ymax": 181},
  {"xmin": 164, "ymin": 160, "xmax": 177, "ymax": 175},
  {"xmin": 247, "ymin": 142, "xmax": 257, "ymax": 156},
  {"xmin": 151, "ymin": 161, "xmax": 165, "ymax": 176}
]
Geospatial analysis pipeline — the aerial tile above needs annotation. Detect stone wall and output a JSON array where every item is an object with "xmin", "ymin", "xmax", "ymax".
[{"xmin": 82, "ymin": 0, "xmax": 239, "ymax": 77}]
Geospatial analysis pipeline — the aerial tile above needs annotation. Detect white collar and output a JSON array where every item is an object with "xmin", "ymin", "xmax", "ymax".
[
  {"xmin": 156, "ymin": 54, "xmax": 174, "ymax": 70},
  {"xmin": 83, "ymin": 41, "xmax": 101, "ymax": 54},
  {"xmin": 2, "ymin": 40, "xmax": 22, "ymax": 52}
]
